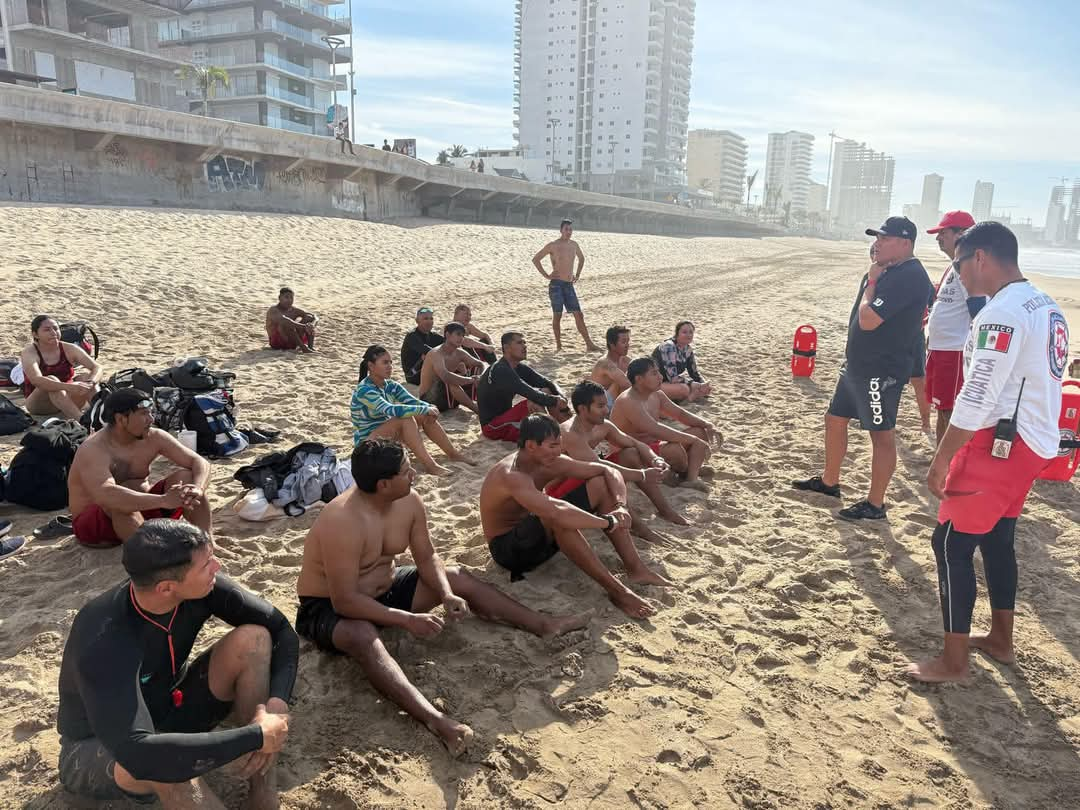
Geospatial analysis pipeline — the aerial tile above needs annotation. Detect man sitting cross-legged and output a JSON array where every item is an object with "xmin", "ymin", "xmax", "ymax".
[
  {"xmin": 590, "ymin": 325, "xmax": 633, "ymax": 411},
  {"xmin": 68, "ymin": 388, "xmax": 213, "ymax": 548},
  {"xmin": 480, "ymin": 414, "xmax": 670, "ymax": 620},
  {"xmin": 418, "ymin": 322, "xmax": 487, "ymax": 415},
  {"xmin": 452, "ymin": 304, "xmax": 497, "ymax": 364},
  {"xmin": 610, "ymin": 357, "xmax": 721, "ymax": 492},
  {"xmin": 56, "ymin": 520, "xmax": 296, "ymax": 810},
  {"xmin": 266, "ymin": 287, "xmax": 317, "ymax": 352},
  {"xmin": 295, "ymin": 438, "xmax": 589, "ymax": 757},
  {"xmin": 561, "ymin": 380, "xmax": 688, "ymax": 527}
]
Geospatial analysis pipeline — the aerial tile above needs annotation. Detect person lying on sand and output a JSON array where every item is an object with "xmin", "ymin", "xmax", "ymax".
[
  {"xmin": 480, "ymin": 414, "xmax": 666, "ymax": 619},
  {"xmin": 610, "ymin": 357, "xmax": 721, "ymax": 491},
  {"xmin": 352, "ymin": 344, "xmax": 472, "ymax": 476},
  {"xmin": 56, "ymin": 520, "xmax": 296, "ymax": 810},
  {"xmin": 68, "ymin": 389, "xmax": 212, "ymax": 548},
  {"xmin": 266, "ymin": 287, "xmax": 317, "ymax": 352},
  {"xmin": 477, "ymin": 331, "xmax": 571, "ymax": 442},
  {"xmin": 295, "ymin": 438, "xmax": 589, "ymax": 756},
  {"xmin": 562, "ymin": 380, "xmax": 687, "ymax": 527},
  {"xmin": 19, "ymin": 314, "xmax": 102, "ymax": 419},
  {"xmin": 418, "ymin": 322, "xmax": 486, "ymax": 415},
  {"xmin": 590, "ymin": 325, "xmax": 633, "ymax": 411}
]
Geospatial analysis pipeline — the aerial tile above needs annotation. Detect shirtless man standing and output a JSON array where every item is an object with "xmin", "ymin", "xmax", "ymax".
[
  {"xmin": 590, "ymin": 325, "xmax": 632, "ymax": 411},
  {"xmin": 418, "ymin": 322, "xmax": 487, "ymax": 414},
  {"xmin": 563, "ymin": 380, "xmax": 687, "ymax": 526},
  {"xmin": 266, "ymin": 287, "xmax": 317, "ymax": 352},
  {"xmin": 68, "ymin": 389, "xmax": 213, "ymax": 548},
  {"xmin": 480, "ymin": 414, "xmax": 667, "ymax": 619},
  {"xmin": 532, "ymin": 220, "xmax": 601, "ymax": 352},
  {"xmin": 295, "ymin": 438, "xmax": 589, "ymax": 755},
  {"xmin": 610, "ymin": 357, "xmax": 721, "ymax": 491},
  {"xmin": 452, "ymin": 304, "xmax": 497, "ymax": 363}
]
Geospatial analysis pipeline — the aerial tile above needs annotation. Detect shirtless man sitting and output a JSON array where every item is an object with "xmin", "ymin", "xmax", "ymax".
[
  {"xmin": 532, "ymin": 219, "xmax": 601, "ymax": 352},
  {"xmin": 20, "ymin": 314, "xmax": 102, "ymax": 419},
  {"xmin": 562, "ymin": 380, "xmax": 688, "ymax": 526},
  {"xmin": 295, "ymin": 438, "xmax": 589, "ymax": 756},
  {"xmin": 590, "ymin": 325, "xmax": 632, "ymax": 411},
  {"xmin": 418, "ymin": 322, "xmax": 486, "ymax": 415},
  {"xmin": 453, "ymin": 304, "xmax": 497, "ymax": 363},
  {"xmin": 266, "ymin": 287, "xmax": 317, "ymax": 352},
  {"xmin": 610, "ymin": 357, "xmax": 721, "ymax": 491},
  {"xmin": 480, "ymin": 414, "xmax": 668, "ymax": 620},
  {"xmin": 68, "ymin": 388, "xmax": 213, "ymax": 548}
]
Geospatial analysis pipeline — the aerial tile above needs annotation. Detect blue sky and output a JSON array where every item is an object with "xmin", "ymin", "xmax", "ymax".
[{"xmin": 345, "ymin": 0, "xmax": 1079, "ymax": 226}]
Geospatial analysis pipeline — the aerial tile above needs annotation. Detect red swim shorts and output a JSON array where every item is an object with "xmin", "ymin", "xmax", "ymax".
[
  {"xmin": 925, "ymin": 350, "xmax": 964, "ymax": 411},
  {"xmin": 73, "ymin": 479, "xmax": 185, "ymax": 548},
  {"xmin": 482, "ymin": 400, "xmax": 532, "ymax": 443},
  {"xmin": 606, "ymin": 440, "xmax": 662, "ymax": 465},
  {"xmin": 937, "ymin": 427, "xmax": 1051, "ymax": 534},
  {"xmin": 268, "ymin": 331, "xmax": 310, "ymax": 350}
]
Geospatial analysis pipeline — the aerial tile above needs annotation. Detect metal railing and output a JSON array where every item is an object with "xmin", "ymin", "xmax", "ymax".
[
  {"xmin": 266, "ymin": 116, "xmax": 317, "ymax": 134},
  {"xmin": 265, "ymin": 83, "xmax": 313, "ymax": 107}
]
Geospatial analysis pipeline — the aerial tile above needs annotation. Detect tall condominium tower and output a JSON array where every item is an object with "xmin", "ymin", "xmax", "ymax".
[
  {"xmin": 828, "ymin": 139, "xmax": 895, "ymax": 231},
  {"xmin": 765, "ymin": 130, "xmax": 814, "ymax": 212},
  {"xmin": 687, "ymin": 129, "xmax": 746, "ymax": 204},
  {"xmin": 514, "ymin": 0, "xmax": 696, "ymax": 194},
  {"xmin": 972, "ymin": 180, "xmax": 994, "ymax": 220}
]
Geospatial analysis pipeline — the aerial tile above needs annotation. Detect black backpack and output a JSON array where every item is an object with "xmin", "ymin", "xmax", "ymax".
[
  {"xmin": 234, "ymin": 442, "xmax": 328, "ymax": 501},
  {"xmin": 162, "ymin": 358, "xmax": 236, "ymax": 393},
  {"xmin": 5, "ymin": 419, "xmax": 88, "ymax": 510},
  {"xmin": 0, "ymin": 394, "xmax": 34, "ymax": 435},
  {"xmin": 0, "ymin": 358, "xmax": 18, "ymax": 388},
  {"xmin": 108, "ymin": 368, "xmax": 162, "ymax": 394},
  {"xmin": 60, "ymin": 321, "xmax": 100, "ymax": 359}
]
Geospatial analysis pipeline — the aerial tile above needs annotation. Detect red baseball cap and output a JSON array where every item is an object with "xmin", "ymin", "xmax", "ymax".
[{"xmin": 927, "ymin": 210, "xmax": 976, "ymax": 234}]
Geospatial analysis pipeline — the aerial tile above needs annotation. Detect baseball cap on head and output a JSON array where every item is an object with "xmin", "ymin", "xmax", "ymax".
[
  {"xmin": 103, "ymin": 388, "xmax": 153, "ymax": 422},
  {"xmin": 927, "ymin": 210, "xmax": 976, "ymax": 234},
  {"xmin": 866, "ymin": 216, "xmax": 917, "ymax": 241}
]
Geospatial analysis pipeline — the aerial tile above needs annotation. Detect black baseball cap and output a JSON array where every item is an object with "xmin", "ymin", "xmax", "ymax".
[
  {"xmin": 103, "ymin": 388, "xmax": 153, "ymax": 422},
  {"xmin": 866, "ymin": 216, "xmax": 917, "ymax": 241}
]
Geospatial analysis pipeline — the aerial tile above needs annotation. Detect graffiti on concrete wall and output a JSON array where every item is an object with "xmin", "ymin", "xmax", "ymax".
[
  {"xmin": 206, "ymin": 155, "xmax": 266, "ymax": 192},
  {"xmin": 274, "ymin": 165, "xmax": 327, "ymax": 187},
  {"xmin": 332, "ymin": 181, "xmax": 366, "ymax": 218},
  {"xmin": 103, "ymin": 140, "xmax": 128, "ymax": 168}
]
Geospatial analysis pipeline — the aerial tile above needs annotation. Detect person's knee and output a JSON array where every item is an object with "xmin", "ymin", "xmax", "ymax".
[
  {"xmin": 687, "ymin": 426, "xmax": 707, "ymax": 441},
  {"xmin": 869, "ymin": 429, "xmax": 896, "ymax": 449},
  {"xmin": 229, "ymin": 624, "xmax": 272, "ymax": 662},
  {"xmin": 669, "ymin": 384, "xmax": 689, "ymax": 401},
  {"xmin": 336, "ymin": 621, "xmax": 381, "ymax": 658}
]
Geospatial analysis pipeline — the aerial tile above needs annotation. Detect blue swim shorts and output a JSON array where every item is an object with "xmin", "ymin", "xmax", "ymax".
[{"xmin": 548, "ymin": 279, "xmax": 581, "ymax": 314}]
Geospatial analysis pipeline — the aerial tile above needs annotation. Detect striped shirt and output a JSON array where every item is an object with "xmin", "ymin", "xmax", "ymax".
[{"xmin": 351, "ymin": 377, "xmax": 429, "ymax": 445}]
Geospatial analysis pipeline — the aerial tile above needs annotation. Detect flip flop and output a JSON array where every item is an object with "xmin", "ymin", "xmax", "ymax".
[{"xmin": 33, "ymin": 514, "xmax": 73, "ymax": 539}]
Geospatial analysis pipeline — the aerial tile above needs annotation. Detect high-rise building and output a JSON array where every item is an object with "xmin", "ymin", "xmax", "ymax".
[
  {"xmin": 972, "ymin": 180, "xmax": 994, "ymax": 221},
  {"xmin": 157, "ymin": 0, "xmax": 350, "ymax": 137},
  {"xmin": 1045, "ymin": 185, "xmax": 1067, "ymax": 243},
  {"xmin": 764, "ymin": 130, "xmax": 814, "ymax": 213},
  {"xmin": 514, "ymin": 0, "xmax": 696, "ymax": 194},
  {"xmin": 806, "ymin": 180, "xmax": 827, "ymax": 215},
  {"xmin": 1067, "ymin": 180, "xmax": 1080, "ymax": 242},
  {"xmin": 920, "ymin": 172, "xmax": 943, "ymax": 213},
  {"xmin": 828, "ymin": 139, "xmax": 895, "ymax": 231},
  {"xmin": 0, "ymin": 0, "xmax": 189, "ymax": 107},
  {"xmin": 687, "ymin": 129, "xmax": 746, "ymax": 204}
]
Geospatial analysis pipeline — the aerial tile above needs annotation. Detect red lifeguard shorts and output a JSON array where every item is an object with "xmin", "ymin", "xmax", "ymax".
[
  {"xmin": 938, "ymin": 428, "xmax": 1051, "ymax": 534},
  {"xmin": 482, "ymin": 400, "xmax": 532, "ymax": 443},
  {"xmin": 268, "ymin": 331, "xmax": 310, "ymax": 350},
  {"xmin": 73, "ymin": 479, "xmax": 185, "ymax": 548},
  {"xmin": 925, "ymin": 350, "xmax": 964, "ymax": 411},
  {"xmin": 606, "ymin": 440, "xmax": 662, "ymax": 465}
]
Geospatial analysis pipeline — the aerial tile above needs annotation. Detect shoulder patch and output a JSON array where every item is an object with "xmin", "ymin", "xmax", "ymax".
[
  {"xmin": 977, "ymin": 323, "xmax": 1014, "ymax": 353},
  {"xmin": 1049, "ymin": 311, "xmax": 1069, "ymax": 379},
  {"xmin": 872, "ymin": 297, "xmax": 884, "ymax": 307}
]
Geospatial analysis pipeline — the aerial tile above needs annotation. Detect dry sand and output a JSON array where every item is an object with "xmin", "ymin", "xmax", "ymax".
[{"xmin": 1, "ymin": 205, "xmax": 1079, "ymax": 809}]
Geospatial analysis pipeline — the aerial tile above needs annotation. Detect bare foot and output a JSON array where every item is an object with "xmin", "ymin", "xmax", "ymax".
[
  {"xmin": 610, "ymin": 588, "xmax": 656, "ymax": 619},
  {"xmin": 632, "ymin": 523, "xmax": 667, "ymax": 544},
  {"xmin": 429, "ymin": 717, "xmax": 474, "ymax": 757},
  {"xmin": 905, "ymin": 657, "xmax": 969, "ymax": 683},
  {"xmin": 585, "ymin": 343, "xmax": 602, "ymax": 352},
  {"xmin": 970, "ymin": 634, "xmax": 1015, "ymax": 664},
  {"xmin": 554, "ymin": 343, "xmax": 563, "ymax": 353},
  {"xmin": 627, "ymin": 567, "xmax": 674, "ymax": 587},
  {"xmin": 448, "ymin": 452, "xmax": 477, "ymax": 466},
  {"xmin": 421, "ymin": 461, "xmax": 453, "ymax": 476},
  {"xmin": 698, "ymin": 464, "xmax": 716, "ymax": 478},
  {"xmin": 243, "ymin": 771, "xmax": 279, "ymax": 810},
  {"xmin": 658, "ymin": 507, "xmax": 690, "ymax": 526},
  {"xmin": 679, "ymin": 478, "xmax": 710, "ymax": 493},
  {"xmin": 540, "ymin": 611, "xmax": 593, "ymax": 639}
]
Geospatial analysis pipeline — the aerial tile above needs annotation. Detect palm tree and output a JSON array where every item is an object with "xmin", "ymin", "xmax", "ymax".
[
  {"xmin": 180, "ymin": 65, "xmax": 230, "ymax": 117},
  {"xmin": 449, "ymin": 144, "xmax": 469, "ymax": 158},
  {"xmin": 436, "ymin": 149, "xmax": 450, "ymax": 166}
]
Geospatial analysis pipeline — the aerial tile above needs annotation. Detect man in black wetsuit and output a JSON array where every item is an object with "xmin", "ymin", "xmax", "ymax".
[
  {"xmin": 478, "ymin": 331, "xmax": 570, "ymax": 442},
  {"xmin": 400, "ymin": 306, "xmax": 444, "ymax": 386},
  {"xmin": 56, "ymin": 519, "xmax": 297, "ymax": 809}
]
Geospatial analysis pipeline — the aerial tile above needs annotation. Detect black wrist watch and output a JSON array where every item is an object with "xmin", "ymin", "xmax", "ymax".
[{"xmin": 602, "ymin": 513, "xmax": 616, "ymax": 531}]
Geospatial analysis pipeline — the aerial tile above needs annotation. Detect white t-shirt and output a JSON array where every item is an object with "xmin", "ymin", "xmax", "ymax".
[
  {"xmin": 927, "ymin": 263, "xmax": 986, "ymax": 351},
  {"xmin": 952, "ymin": 279, "xmax": 1069, "ymax": 459}
]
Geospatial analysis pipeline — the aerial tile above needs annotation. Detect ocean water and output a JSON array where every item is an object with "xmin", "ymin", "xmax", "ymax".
[{"xmin": 1023, "ymin": 247, "xmax": 1080, "ymax": 279}]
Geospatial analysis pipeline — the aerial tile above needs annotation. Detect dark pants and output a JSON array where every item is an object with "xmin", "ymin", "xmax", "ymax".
[{"xmin": 931, "ymin": 518, "xmax": 1018, "ymax": 634}]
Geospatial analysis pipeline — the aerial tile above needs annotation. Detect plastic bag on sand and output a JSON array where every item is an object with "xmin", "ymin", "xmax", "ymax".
[{"xmin": 232, "ymin": 489, "xmax": 286, "ymax": 522}]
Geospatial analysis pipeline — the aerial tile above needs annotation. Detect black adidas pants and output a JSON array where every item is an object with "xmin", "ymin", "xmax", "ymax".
[{"xmin": 931, "ymin": 518, "xmax": 1018, "ymax": 635}]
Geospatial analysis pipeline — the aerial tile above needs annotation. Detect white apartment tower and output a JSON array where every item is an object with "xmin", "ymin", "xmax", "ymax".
[
  {"xmin": 828, "ymin": 139, "xmax": 895, "ymax": 231},
  {"xmin": 686, "ymin": 129, "xmax": 746, "ymax": 204},
  {"xmin": 972, "ymin": 180, "xmax": 994, "ymax": 220},
  {"xmin": 514, "ymin": 0, "xmax": 696, "ymax": 194},
  {"xmin": 764, "ymin": 130, "xmax": 813, "ymax": 212}
]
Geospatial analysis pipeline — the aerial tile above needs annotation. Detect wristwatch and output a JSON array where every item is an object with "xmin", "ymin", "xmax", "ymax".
[{"xmin": 602, "ymin": 513, "xmax": 616, "ymax": 531}]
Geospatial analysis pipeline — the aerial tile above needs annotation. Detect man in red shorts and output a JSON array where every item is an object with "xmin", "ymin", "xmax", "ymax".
[
  {"xmin": 266, "ymin": 287, "xmax": 318, "ymax": 352},
  {"xmin": 68, "ymin": 389, "xmax": 213, "ymax": 548},
  {"xmin": 908, "ymin": 222, "xmax": 1069, "ymax": 683},
  {"xmin": 477, "ymin": 331, "xmax": 569, "ymax": 442},
  {"xmin": 925, "ymin": 211, "xmax": 988, "ymax": 443}
]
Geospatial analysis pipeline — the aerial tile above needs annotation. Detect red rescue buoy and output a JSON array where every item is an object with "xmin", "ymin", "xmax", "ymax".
[
  {"xmin": 792, "ymin": 325, "xmax": 817, "ymax": 377},
  {"xmin": 1040, "ymin": 380, "xmax": 1080, "ymax": 482}
]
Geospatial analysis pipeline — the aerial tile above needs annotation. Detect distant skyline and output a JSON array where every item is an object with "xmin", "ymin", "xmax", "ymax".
[{"xmin": 347, "ymin": 0, "xmax": 1079, "ymax": 226}]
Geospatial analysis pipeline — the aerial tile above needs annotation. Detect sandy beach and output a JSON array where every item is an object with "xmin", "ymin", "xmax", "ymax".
[{"xmin": 1, "ymin": 205, "xmax": 1079, "ymax": 809}]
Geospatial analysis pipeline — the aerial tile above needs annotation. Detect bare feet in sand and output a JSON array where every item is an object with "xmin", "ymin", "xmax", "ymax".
[
  {"xmin": 679, "ymin": 478, "xmax": 710, "ymax": 493},
  {"xmin": 421, "ymin": 461, "xmax": 453, "ymax": 476},
  {"xmin": 633, "ymin": 522, "xmax": 668, "ymax": 543},
  {"xmin": 242, "ymin": 771, "xmax": 279, "ymax": 810},
  {"xmin": 448, "ymin": 452, "xmax": 477, "ymax": 467},
  {"xmin": 539, "ymin": 611, "xmax": 592, "ymax": 639},
  {"xmin": 687, "ymin": 383, "xmax": 711, "ymax": 402},
  {"xmin": 611, "ymin": 587, "xmax": 656, "ymax": 619},
  {"xmin": 585, "ymin": 342, "xmax": 602, "ymax": 352},
  {"xmin": 627, "ymin": 566, "xmax": 673, "ymax": 587},
  {"xmin": 658, "ymin": 506, "xmax": 690, "ymax": 526},
  {"xmin": 429, "ymin": 716, "xmax": 474, "ymax": 757},
  {"xmin": 905, "ymin": 656, "xmax": 969, "ymax": 683},
  {"xmin": 970, "ymin": 634, "xmax": 1015, "ymax": 664}
]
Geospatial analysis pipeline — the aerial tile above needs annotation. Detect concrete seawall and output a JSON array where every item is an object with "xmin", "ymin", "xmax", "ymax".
[{"xmin": 0, "ymin": 85, "xmax": 780, "ymax": 237}]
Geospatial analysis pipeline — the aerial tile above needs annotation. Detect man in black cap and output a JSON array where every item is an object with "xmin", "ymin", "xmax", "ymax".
[
  {"xmin": 793, "ymin": 216, "xmax": 934, "ymax": 520},
  {"xmin": 68, "ymin": 388, "xmax": 213, "ymax": 547}
]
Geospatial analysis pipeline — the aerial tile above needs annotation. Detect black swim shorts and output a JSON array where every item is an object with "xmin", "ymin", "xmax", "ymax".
[
  {"xmin": 909, "ymin": 332, "xmax": 926, "ymax": 378},
  {"xmin": 296, "ymin": 566, "xmax": 422, "ymax": 653},
  {"xmin": 58, "ymin": 649, "xmax": 230, "ymax": 802},
  {"xmin": 827, "ymin": 365, "xmax": 905, "ymax": 431},
  {"xmin": 488, "ymin": 515, "xmax": 558, "ymax": 582},
  {"xmin": 421, "ymin": 377, "xmax": 458, "ymax": 412}
]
